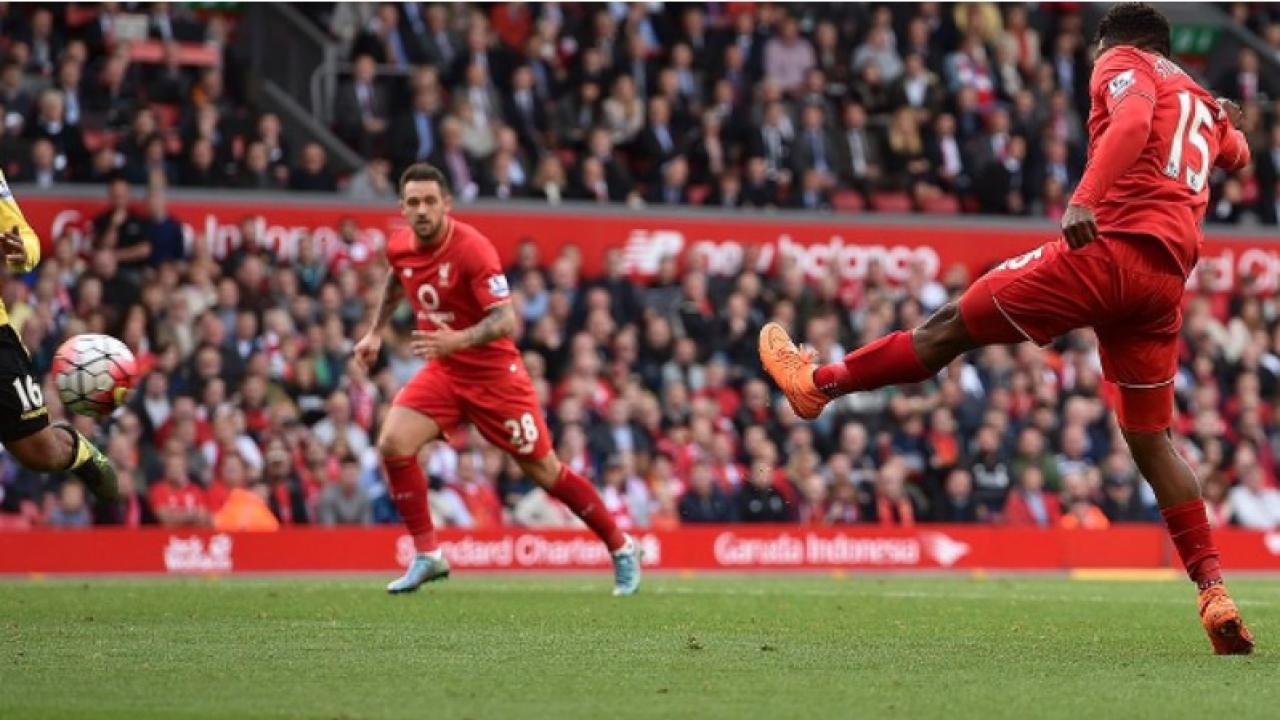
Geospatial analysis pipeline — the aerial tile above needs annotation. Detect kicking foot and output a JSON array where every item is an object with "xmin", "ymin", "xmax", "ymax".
[
  {"xmin": 612, "ymin": 535, "xmax": 643, "ymax": 597},
  {"xmin": 387, "ymin": 552, "xmax": 451, "ymax": 594},
  {"xmin": 55, "ymin": 422, "xmax": 118, "ymax": 502},
  {"xmin": 758, "ymin": 322, "xmax": 828, "ymax": 420},
  {"xmin": 1199, "ymin": 584, "xmax": 1255, "ymax": 655}
]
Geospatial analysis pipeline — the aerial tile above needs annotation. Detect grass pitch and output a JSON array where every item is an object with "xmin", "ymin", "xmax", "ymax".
[{"xmin": 3, "ymin": 574, "xmax": 1278, "ymax": 719}]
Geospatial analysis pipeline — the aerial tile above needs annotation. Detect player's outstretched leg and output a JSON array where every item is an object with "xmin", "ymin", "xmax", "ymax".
[
  {"xmin": 379, "ymin": 407, "xmax": 450, "ymax": 594},
  {"xmin": 759, "ymin": 301, "xmax": 979, "ymax": 418},
  {"xmin": 5, "ymin": 421, "xmax": 118, "ymax": 500},
  {"xmin": 519, "ymin": 454, "xmax": 641, "ymax": 596},
  {"xmin": 1123, "ymin": 428, "xmax": 1254, "ymax": 655}
]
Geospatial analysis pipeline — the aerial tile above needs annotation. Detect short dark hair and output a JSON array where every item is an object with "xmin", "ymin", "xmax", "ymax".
[
  {"xmin": 1096, "ymin": 3, "xmax": 1171, "ymax": 57},
  {"xmin": 398, "ymin": 162, "xmax": 451, "ymax": 196}
]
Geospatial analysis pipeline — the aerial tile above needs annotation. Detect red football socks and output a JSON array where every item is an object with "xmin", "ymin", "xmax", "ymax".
[
  {"xmin": 383, "ymin": 454, "xmax": 439, "ymax": 553},
  {"xmin": 813, "ymin": 331, "xmax": 934, "ymax": 396},
  {"xmin": 549, "ymin": 464, "xmax": 627, "ymax": 552},
  {"xmin": 1161, "ymin": 498, "xmax": 1223, "ymax": 589}
]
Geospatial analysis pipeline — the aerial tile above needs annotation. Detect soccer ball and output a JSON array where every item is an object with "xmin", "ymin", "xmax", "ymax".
[{"xmin": 51, "ymin": 334, "xmax": 138, "ymax": 417}]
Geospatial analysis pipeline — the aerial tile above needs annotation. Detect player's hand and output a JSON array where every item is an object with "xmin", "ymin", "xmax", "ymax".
[
  {"xmin": 352, "ymin": 333, "xmax": 382, "ymax": 371},
  {"xmin": 412, "ymin": 329, "xmax": 467, "ymax": 360},
  {"xmin": 2, "ymin": 226, "xmax": 27, "ymax": 268},
  {"xmin": 1216, "ymin": 98, "xmax": 1243, "ymax": 129},
  {"xmin": 1061, "ymin": 204, "xmax": 1098, "ymax": 249}
]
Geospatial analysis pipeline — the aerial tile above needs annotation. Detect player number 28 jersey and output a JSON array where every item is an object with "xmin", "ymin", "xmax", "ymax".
[
  {"xmin": 385, "ymin": 218, "xmax": 521, "ymax": 376},
  {"xmin": 1083, "ymin": 46, "xmax": 1248, "ymax": 276}
]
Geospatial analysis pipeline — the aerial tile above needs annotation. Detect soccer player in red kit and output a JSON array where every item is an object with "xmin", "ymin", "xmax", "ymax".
[
  {"xmin": 761, "ymin": 4, "xmax": 1254, "ymax": 654},
  {"xmin": 353, "ymin": 163, "xmax": 642, "ymax": 596}
]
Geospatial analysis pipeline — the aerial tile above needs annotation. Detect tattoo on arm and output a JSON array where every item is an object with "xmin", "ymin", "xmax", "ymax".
[
  {"xmin": 370, "ymin": 271, "xmax": 405, "ymax": 331},
  {"xmin": 463, "ymin": 303, "xmax": 516, "ymax": 348}
]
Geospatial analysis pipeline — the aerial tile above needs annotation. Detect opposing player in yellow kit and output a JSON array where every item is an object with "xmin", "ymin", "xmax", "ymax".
[{"xmin": 0, "ymin": 170, "xmax": 117, "ymax": 500}]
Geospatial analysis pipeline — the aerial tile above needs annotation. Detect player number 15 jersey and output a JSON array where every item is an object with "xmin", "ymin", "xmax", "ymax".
[{"xmin": 1083, "ymin": 46, "xmax": 1248, "ymax": 276}]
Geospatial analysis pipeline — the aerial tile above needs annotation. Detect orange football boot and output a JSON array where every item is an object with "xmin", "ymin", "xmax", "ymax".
[
  {"xmin": 758, "ymin": 322, "xmax": 829, "ymax": 420},
  {"xmin": 1199, "ymin": 585, "xmax": 1255, "ymax": 655}
]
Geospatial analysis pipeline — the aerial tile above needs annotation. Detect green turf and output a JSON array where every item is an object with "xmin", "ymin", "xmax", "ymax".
[{"xmin": 3, "ymin": 574, "xmax": 1279, "ymax": 720}]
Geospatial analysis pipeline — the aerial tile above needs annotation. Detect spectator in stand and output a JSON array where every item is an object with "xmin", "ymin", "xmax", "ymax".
[
  {"xmin": 645, "ymin": 156, "xmax": 691, "ymax": 206},
  {"xmin": 680, "ymin": 460, "xmax": 735, "ymax": 523},
  {"xmin": 316, "ymin": 455, "xmax": 373, "ymax": 526},
  {"xmin": 345, "ymin": 156, "xmax": 396, "ymax": 200},
  {"xmin": 333, "ymin": 53, "xmax": 388, "ymax": 155},
  {"xmin": 0, "ymin": 61, "xmax": 33, "ymax": 126},
  {"xmin": 865, "ymin": 457, "xmax": 919, "ymax": 526},
  {"xmin": 149, "ymin": 441, "xmax": 211, "ymax": 528},
  {"xmin": 1003, "ymin": 466, "xmax": 1061, "ymax": 528},
  {"xmin": 17, "ymin": 138, "xmax": 65, "ymax": 187},
  {"xmin": 46, "ymin": 480, "xmax": 92, "ymax": 529},
  {"xmin": 431, "ymin": 116, "xmax": 478, "ymax": 201},
  {"xmin": 253, "ymin": 112, "xmax": 291, "ymax": 181},
  {"xmin": 181, "ymin": 138, "xmax": 225, "ymax": 188},
  {"xmin": 212, "ymin": 454, "xmax": 280, "ymax": 532},
  {"xmin": 26, "ymin": 88, "xmax": 86, "ymax": 172},
  {"xmin": 1229, "ymin": 457, "xmax": 1280, "ymax": 530},
  {"xmin": 235, "ymin": 141, "xmax": 279, "ymax": 190},
  {"xmin": 85, "ymin": 52, "xmax": 137, "ymax": 129},
  {"xmin": 935, "ymin": 468, "xmax": 980, "ymax": 522},
  {"xmin": 92, "ymin": 177, "xmax": 151, "ymax": 270},
  {"xmin": 291, "ymin": 143, "xmax": 338, "ymax": 192},
  {"xmin": 764, "ymin": 15, "xmax": 814, "ymax": 95}
]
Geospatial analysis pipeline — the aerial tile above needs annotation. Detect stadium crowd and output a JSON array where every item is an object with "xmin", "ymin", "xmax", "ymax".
[
  {"xmin": 3, "ymin": 2, "xmax": 1280, "ymax": 534},
  {"xmin": 4, "ymin": 177, "xmax": 1280, "ymax": 533},
  {"xmin": 1, "ymin": 3, "xmax": 1280, "ymax": 221}
]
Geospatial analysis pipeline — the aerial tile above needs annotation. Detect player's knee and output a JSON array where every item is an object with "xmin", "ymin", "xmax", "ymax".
[
  {"xmin": 1121, "ymin": 427, "xmax": 1171, "ymax": 457},
  {"xmin": 520, "ymin": 454, "xmax": 561, "ymax": 488},
  {"xmin": 376, "ymin": 430, "xmax": 416, "ymax": 459},
  {"xmin": 6, "ymin": 427, "xmax": 68, "ymax": 472}
]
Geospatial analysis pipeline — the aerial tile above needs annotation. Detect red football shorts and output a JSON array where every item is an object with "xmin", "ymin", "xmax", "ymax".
[
  {"xmin": 958, "ymin": 239, "xmax": 1184, "ymax": 432},
  {"xmin": 393, "ymin": 359, "xmax": 554, "ymax": 460}
]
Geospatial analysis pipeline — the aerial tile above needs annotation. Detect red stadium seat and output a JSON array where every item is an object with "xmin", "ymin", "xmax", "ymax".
[
  {"xmin": 164, "ymin": 131, "xmax": 183, "ymax": 155},
  {"xmin": 832, "ymin": 190, "xmax": 865, "ymax": 213},
  {"xmin": 556, "ymin": 149, "xmax": 577, "ymax": 172},
  {"xmin": 82, "ymin": 129, "xmax": 117, "ymax": 153},
  {"xmin": 870, "ymin": 191, "xmax": 913, "ymax": 213},
  {"xmin": 129, "ymin": 40, "xmax": 220, "ymax": 67},
  {"xmin": 686, "ymin": 184, "xmax": 710, "ymax": 206},
  {"xmin": 150, "ymin": 103, "xmax": 181, "ymax": 130},
  {"xmin": 920, "ymin": 193, "xmax": 961, "ymax": 215}
]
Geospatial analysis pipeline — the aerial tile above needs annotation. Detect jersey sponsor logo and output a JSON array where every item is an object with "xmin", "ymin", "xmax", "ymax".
[
  {"xmin": 487, "ymin": 274, "xmax": 510, "ymax": 299},
  {"xmin": 1108, "ymin": 69, "xmax": 1136, "ymax": 98}
]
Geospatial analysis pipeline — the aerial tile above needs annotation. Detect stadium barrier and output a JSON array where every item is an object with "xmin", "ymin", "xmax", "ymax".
[
  {"xmin": 18, "ymin": 194, "xmax": 1280, "ymax": 293},
  {"xmin": 3, "ymin": 526, "xmax": 1279, "ymax": 575}
]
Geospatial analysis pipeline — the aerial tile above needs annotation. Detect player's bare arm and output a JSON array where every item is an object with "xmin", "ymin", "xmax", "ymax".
[
  {"xmin": 353, "ymin": 271, "xmax": 404, "ymax": 370},
  {"xmin": 411, "ymin": 302, "xmax": 516, "ymax": 360}
]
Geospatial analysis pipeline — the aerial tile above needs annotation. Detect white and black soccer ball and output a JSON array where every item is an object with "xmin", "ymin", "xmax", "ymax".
[{"xmin": 51, "ymin": 334, "xmax": 138, "ymax": 418}]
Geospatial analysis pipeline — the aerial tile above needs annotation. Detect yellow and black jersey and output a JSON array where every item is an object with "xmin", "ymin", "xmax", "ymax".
[{"xmin": 0, "ymin": 169, "xmax": 41, "ymax": 328}]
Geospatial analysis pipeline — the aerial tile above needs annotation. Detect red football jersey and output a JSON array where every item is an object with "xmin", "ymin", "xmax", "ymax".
[
  {"xmin": 385, "ymin": 218, "xmax": 520, "ymax": 375},
  {"xmin": 1080, "ymin": 46, "xmax": 1248, "ymax": 276}
]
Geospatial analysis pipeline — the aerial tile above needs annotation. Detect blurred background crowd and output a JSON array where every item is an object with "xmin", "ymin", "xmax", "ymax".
[
  {"xmin": 1, "ymin": 2, "xmax": 1279, "ymax": 220},
  {"xmin": 3, "ymin": 2, "xmax": 1280, "ymax": 533}
]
